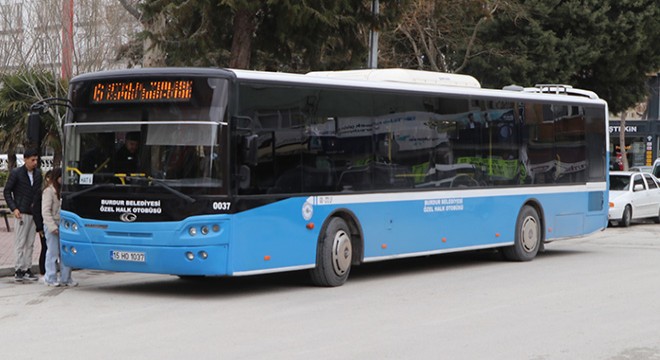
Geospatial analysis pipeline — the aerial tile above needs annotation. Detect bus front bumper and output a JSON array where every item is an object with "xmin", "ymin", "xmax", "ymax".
[{"xmin": 60, "ymin": 241, "xmax": 230, "ymax": 276}]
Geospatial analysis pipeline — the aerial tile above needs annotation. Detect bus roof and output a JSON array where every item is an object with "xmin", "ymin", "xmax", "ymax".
[
  {"xmin": 230, "ymin": 69, "xmax": 606, "ymax": 107},
  {"xmin": 69, "ymin": 67, "xmax": 235, "ymax": 83},
  {"xmin": 306, "ymin": 68, "xmax": 481, "ymax": 88},
  {"xmin": 70, "ymin": 67, "xmax": 606, "ymax": 107}
]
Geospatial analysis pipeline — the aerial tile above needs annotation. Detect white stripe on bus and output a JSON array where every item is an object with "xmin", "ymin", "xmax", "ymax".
[{"xmin": 312, "ymin": 182, "xmax": 607, "ymax": 206}]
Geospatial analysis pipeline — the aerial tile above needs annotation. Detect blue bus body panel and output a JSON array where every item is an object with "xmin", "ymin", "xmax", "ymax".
[
  {"xmin": 298, "ymin": 186, "xmax": 606, "ymax": 262},
  {"xmin": 231, "ymin": 199, "xmax": 318, "ymax": 274},
  {"xmin": 61, "ymin": 186, "xmax": 607, "ymax": 276},
  {"xmin": 60, "ymin": 211, "xmax": 232, "ymax": 275}
]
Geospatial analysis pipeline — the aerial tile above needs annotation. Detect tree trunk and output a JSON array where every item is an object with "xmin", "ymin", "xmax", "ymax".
[
  {"xmin": 620, "ymin": 111, "xmax": 628, "ymax": 170},
  {"xmin": 143, "ymin": 13, "xmax": 167, "ymax": 67},
  {"xmin": 8, "ymin": 151, "xmax": 16, "ymax": 170},
  {"xmin": 228, "ymin": 9, "xmax": 256, "ymax": 69}
]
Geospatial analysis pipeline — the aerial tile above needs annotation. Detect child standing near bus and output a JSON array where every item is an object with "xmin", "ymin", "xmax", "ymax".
[{"xmin": 42, "ymin": 168, "xmax": 77, "ymax": 287}]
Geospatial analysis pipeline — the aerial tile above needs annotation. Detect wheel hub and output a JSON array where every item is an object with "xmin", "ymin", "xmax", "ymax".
[
  {"xmin": 520, "ymin": 216, "xmax": 538, "ymax": 253},
  {"xmin": 332, "ymin": 230, "xmax": 352, "ymax": 275}
]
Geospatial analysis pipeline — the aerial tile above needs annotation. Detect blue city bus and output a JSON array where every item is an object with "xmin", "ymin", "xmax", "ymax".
[{"xmin": 57, "ymin": 68, "xmax": 609, "ymax": 286}]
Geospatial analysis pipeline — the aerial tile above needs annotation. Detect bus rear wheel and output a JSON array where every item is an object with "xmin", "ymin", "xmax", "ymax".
[
  {"xmin": 502, "ymin": 205, "xmax": 541, "ymax": 261},
  {"xmin": 310, "ymin": 217, "xmax": 352, "ymax": 287}
]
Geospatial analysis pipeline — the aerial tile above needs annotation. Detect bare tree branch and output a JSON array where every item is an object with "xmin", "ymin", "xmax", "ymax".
[
  {"xmin": 455, "ymin": 2, "xmax": 499, "ymax": 73},
  {"xmin": 118, "ymin": 0, "xmax": 142, "ymax": 21}
]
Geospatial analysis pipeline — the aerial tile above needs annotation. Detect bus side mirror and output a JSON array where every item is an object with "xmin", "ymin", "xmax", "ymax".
[
  {"xmin": 242, "ymin": 134, "xmax": 258, "ymax": 166},
  {"xmin": 27, "ymin": 112, "xmax": 43, "ymax": 145}
]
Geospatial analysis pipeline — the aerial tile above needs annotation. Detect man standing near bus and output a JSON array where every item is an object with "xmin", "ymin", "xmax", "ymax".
[{"xmin": 3, "ymin": 148, "xmax": 43, "ymax": 282}]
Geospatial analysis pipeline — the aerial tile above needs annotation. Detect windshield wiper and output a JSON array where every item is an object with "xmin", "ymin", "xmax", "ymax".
[
  {"xmin": 126, "ymin": 176, "xmax": 196, "ymax": 204},
  {"xmin": 67, "ymin": 183, "xmax": 116, "ymax": 200},
  {"xmin": 150, "ymin": 178, "xmax": 196, "ymax": 204}
]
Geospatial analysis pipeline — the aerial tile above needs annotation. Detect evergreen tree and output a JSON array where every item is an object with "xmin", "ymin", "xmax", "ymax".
[
  {"xmin": 463, "ymin": 0, "xmax": 660, "ymax": 113},
  {"xmin": 122, "ymin": 0, "xmax": 660, "ymax": 113},
  {"xmin": 125, "ymin": 0, "xmax": 397, "ymax": 71},
  {"xmin": 0, "ymin": 71, "xmax": 64, "ymax": 168}
]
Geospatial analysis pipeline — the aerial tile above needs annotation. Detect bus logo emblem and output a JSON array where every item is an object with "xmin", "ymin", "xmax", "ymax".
[
  {"xmin": 120, "ymin": 212, "xmax": 138, "ymax": 222},
  {"xmin": 302, "ymin": 200, "xmax": 313, "ymax": 221}
]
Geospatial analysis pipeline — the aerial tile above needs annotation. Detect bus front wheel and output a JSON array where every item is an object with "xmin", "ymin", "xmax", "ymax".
[
  {"xmin": 502, "ymin": 205, "xmax": 541, "ymax": 261},
  {"xmin": 310, "ymin": 217, "xmax": 352, "ymax": 287}
]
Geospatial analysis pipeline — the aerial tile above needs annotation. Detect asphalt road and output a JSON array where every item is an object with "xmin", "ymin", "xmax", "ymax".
[{"xmin": 1, "ymin": 224, "xmax": 659, "ymax": 360}]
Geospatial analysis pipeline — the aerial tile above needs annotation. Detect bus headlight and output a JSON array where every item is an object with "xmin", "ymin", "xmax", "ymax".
[
  {"xmin": 201, "ymin": 226, "xmax": 209, "ymax": 235},
  {"xmin": 188, "ymin": 227, "xmax": 197, "ymax": 236}
]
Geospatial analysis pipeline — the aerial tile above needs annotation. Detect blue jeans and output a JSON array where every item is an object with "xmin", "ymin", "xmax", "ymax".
[{"xmin": 44, "ymin": 224, "xmax": 73, "ymax": 284}]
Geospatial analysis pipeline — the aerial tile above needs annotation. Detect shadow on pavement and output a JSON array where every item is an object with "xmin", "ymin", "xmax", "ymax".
[{"xmin": 73, "ymin": 246, "xmax": 587, "ymax": 298}]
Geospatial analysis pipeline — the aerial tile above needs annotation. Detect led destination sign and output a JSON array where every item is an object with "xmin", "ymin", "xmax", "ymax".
[{"xmin": 91, "ymin": 80, "xmax": 193, "ymax": 103}]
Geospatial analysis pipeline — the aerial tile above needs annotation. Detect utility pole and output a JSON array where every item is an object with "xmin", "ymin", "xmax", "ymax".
[
  {"xmin": 61, "ymin": 0, "xmax": 74, "ymax": 80},
  {"xmin": 368, "ymin": 0, "xmax": 379, "ymax": 69}
]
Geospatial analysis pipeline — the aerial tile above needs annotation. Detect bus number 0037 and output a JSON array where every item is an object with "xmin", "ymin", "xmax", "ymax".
[{"xmin": 213, "ymin": 202, "xmax": 231, "ymax": 211}]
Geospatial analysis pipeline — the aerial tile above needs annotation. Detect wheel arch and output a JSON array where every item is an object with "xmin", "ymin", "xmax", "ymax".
[{"xmin": 320, "ymin": 208, "xmax": 364, "ymax": 266}]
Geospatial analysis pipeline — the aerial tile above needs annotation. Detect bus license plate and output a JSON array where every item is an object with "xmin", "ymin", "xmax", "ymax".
[{"xmin": 111, "ymin": 250, "xmax": 146, "ymax": 262}]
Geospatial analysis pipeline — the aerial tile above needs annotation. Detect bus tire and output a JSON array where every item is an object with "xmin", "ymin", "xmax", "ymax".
[
  {"xmin": 310, "ymin": 217, "xmax": 352, "ymax": 287},
  {"xmin": 502, "ymin": 205, "xmax": 541, "ymax": 262}
]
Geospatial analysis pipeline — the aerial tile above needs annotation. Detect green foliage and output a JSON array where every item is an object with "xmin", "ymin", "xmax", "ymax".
[
  {"xmin": 464, "ymin": 0, "xmax": 660, "ymax": 113},
  {"xmin": 127, "ymin": 0, "xmax": 659, "ymax": 112},
  {"xmin": 256, "ymin": 0, "xmax": 372, "ymax": 71},
  {"xmin": 0, "ymin": 70, "xmax": 64, "ymax": 158},
  {"xmin": 134, "ymin": 0, "xmax": 402, "ymax": 72}
]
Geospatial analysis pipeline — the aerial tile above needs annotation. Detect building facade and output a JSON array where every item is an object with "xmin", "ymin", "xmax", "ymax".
[
  {"xmin": 0, "ymin": 0, "xmax": 138, "ymax": 73},
  {"xmin": 608, "ymin": 73, "xmax": 660, "ymax": 168}
]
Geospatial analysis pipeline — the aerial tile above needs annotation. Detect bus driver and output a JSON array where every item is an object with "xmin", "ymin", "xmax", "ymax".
[{"xmin": 115, "ymin": 132, "xmax": 140, "ymax": 173}]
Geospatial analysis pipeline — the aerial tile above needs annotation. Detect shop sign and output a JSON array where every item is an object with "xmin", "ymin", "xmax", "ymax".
[{"xmin": 609, "ymin": 125, "xmax": 638, "ymax": 133}]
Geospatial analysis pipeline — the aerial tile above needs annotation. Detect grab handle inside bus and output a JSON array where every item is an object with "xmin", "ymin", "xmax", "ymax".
[
  {"xmin": 242, "ymin": 134, "xmax": 259, "ymax": 166},
  {"xmin": 239, "ymin": 165, "xmax": 251, "ymax": 190}
]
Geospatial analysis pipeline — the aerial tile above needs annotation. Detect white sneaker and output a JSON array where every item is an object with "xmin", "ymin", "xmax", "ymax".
[
  {"xmin": 44, "ymin": 279, "xmax": 61, "ymax": 287},
  {"xmin": 63, "ymin": 281, "xmax": 78, "ymax": 287}
]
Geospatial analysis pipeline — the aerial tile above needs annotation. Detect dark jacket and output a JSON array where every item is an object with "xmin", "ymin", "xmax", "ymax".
[
  {"xmin": 3, "ymin": 165, "xmax": 43, "ymax": 231},
  {"xmin": 115, "ymin": 145, "xmax": 138, "ymax": 173}
]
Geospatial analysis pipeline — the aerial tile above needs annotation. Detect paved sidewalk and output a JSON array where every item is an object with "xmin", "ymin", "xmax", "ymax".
[{"xmin": 0, "ymin": 224, "xmax": 42, "ymax": 277}]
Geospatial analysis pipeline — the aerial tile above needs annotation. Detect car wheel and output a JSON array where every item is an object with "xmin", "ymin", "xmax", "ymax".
[{"xmin": 620, "ymin": 206, "xmax": 632, "ymax": 227}]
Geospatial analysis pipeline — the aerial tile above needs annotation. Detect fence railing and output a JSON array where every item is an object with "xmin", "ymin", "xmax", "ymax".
[{"xmin": 0, "ymin": 154, "xmax": 54, "ymax": 171}]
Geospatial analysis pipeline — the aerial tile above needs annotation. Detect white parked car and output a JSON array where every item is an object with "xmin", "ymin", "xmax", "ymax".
[
  {"xmin": 653, "ymin": 158, "xmax": 660, "ymax": 178},
  {"xmin": 609, "ymin": 171, "xmax": 660, "ymax": 227},
  {"xmin": 629, "ymin": 165, "xmax": 653, "ymax": 173}
]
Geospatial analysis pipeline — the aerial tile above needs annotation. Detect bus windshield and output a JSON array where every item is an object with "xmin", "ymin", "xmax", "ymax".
[{"xmin": 63, "ymin": 76, "xmax": 228, "ymax": 195}]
